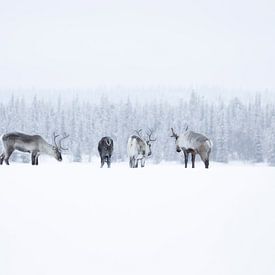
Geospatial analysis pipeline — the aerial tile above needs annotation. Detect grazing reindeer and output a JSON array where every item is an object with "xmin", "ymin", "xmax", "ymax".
[
  {"xmin": 171, "ymin": 127, "xmax": 212, "ymax": 168},
  {"xmin": 0, "ymin": 132, "xmax": 69, "ymax": 165},
  {"xmin": 98, "ymin": 137, "xmax": 114, "ymax": 168},
  {"xmin": 127, "ymin": 129, "xmax": 156, "ymax": 168}
]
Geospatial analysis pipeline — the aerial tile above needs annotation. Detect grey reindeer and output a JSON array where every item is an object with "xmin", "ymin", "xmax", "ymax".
[
  {"xmin": 0, "ymin": 132, "xmax": 69, "ymax": 165},
  {"xmin": 98, "ymin": 137, "xmax": 114, "ymax": 168},
  {"xmin": 127, "ymin": 129, "xmax": 156, "ymax": 168},
  {"xmin": 171, "ymin": 127, "xmax": 213, "ymax": 168}
]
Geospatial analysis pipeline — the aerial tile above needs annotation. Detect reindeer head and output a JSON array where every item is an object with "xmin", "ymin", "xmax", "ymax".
[
  {"xmin": 171, "ymin": 128, "xmax": 181, "ymax": 153},
  {"xmin": 145, "ymin": 129, "xmax": 156, "ymax": 156},
  {"xmin": 52, "ymin": 133, "xmax": 69, "ymax": 161}
]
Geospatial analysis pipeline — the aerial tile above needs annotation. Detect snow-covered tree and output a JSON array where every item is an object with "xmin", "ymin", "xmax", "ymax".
[
  {"xmin": 268, "ymin": 115, "xmax": 275, "ymax": 166},
  {"xmin": 214, "ymin": 102, "xmax": 228, "ymax": 163},
  {"xmin": 0, "ymin": 91, "xmax": 274, "ymax": 164}
]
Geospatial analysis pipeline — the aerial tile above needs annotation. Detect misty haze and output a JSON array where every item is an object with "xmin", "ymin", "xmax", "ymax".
[{"xmin": 1, "ymin": 1, "xmax": 275, "ymax": 275}]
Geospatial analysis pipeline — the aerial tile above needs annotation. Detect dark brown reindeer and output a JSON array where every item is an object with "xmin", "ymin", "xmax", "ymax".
[
  {"xmin": 171, "ymin": 127, "xmax": 212, "ymax": 168},
  {"xmin": 127, "ymin": 129, "xmax": 156, "ymax": 168},
  {"xmin": 0, "ymin": 132, "xmax": 69, "ymax": 165},
  {"xmin": 98, "ymin": 137, "xmax": 114, "ymax": 168}
]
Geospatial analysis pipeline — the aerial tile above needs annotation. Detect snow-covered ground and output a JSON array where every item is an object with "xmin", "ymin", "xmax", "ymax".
[{"xmin": 1, "ymin": 161, "xmax": 275, "ymax": 275}]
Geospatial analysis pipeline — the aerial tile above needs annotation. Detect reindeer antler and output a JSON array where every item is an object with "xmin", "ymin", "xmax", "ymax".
[
  {"xmin": 58, "ymin": 133, "xmax": 70, "ymax": 151},
  {"xmin": 134, "ymin": 129, "xmax": 143, "ymax": 138},
  {"xmin": 170, "ymin": 128, "xmax": 179, "ymax": 139},
  {"xmin": 146, "ymin": 128, "xmax": 156, "ymax": 142},
  {"xmin": 52, "ymin": 132, "xmax": 60, "ymax": 148}
]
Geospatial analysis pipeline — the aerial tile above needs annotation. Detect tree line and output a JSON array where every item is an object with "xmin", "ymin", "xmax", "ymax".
[{"xmin": 0, "ymin": 92, "xmax": 275, "ymax": 165}]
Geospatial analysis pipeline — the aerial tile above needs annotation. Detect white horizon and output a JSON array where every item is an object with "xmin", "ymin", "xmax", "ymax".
[{"xmin": 0, "ymin": 0, "xmax": 274, "ymax": 92}]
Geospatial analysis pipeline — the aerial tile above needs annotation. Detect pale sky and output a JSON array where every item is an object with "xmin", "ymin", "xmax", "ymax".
[{"xmin": 0, "ymin": 0, "xmax": 274, "ymax": 91}]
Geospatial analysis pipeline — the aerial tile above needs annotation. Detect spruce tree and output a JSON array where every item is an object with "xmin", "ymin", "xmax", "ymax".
[{"xmin": 268, "ymin": 115, "xmax": 275, "ymax": 166}]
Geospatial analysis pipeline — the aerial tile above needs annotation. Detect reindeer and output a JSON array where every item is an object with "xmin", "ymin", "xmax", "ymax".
[
  {"xmin": 98, "ymin": 137, "xmax": 114, "ymax": 168},
  {"xmin": 171, "ymin": 127, "xmax": 212, "ymax": 168},
  {"xmin": 127, "ymin": 129, "xmax": 156, "ymax": 168},
  {"xmin": 0, "ymin": 132, "xmax": 69, "ymax": 165}
]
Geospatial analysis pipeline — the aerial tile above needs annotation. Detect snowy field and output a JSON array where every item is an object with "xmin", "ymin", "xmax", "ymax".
[{"xmin": 1, "ymin": 161, "xmax": 275, "ymax": 275}]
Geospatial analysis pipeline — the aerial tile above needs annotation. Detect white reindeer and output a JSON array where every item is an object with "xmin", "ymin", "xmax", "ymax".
[
  {"xmin": 127, "ymin": 129, "xmax": 156, "ymax": 168},
  {"xmin": 171, "ymin": 127, "xmax": 212, "ymax": 168}
]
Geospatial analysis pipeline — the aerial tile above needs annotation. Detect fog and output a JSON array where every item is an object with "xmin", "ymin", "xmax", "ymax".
[{"xmin": 0, "ymin": 0, "xmax": 274, "ymax": 93}]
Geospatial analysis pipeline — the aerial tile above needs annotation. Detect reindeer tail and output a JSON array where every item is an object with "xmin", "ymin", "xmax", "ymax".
[{"xmin": 105, "ymin": 138, "xmax": 111, "ymax": 146}]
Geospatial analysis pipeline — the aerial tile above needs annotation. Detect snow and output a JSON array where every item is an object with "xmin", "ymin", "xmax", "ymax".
[{"xmin": 1, "ymin": 161, "xmax": 275, "ymax": 275}]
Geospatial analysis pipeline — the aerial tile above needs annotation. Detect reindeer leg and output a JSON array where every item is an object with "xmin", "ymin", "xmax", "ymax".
[
  {"xmin": 107, "ymin": 157, "xmax": 111, "ymax": 168},
  {"xmin": 31, "ymin": 152, "xmax": 36, "ymax": 165},
  {"xmin": 131, "ymin": 157, "xmax": 136, "ymax": 168},
  {"xmin": 191, "ymin": 152, "xmax": 196, "ymax": 168},
  {"xmin": 135, "ymin": 159, "xmax": 139, "ymax": 168},
  {"xmin": 183, "ymin": 150, "xmax": 188, "ymax": 168},
  {"xmin": 204, "ymin": 159, "xmax": 209, "ymax": 169},
  {"xmin": 141, "ymin": 158, "xmax": 145, "ymax": 168},
  {"xmin": 4, "ymin": 149, "xmax": 14, "ymax": 165},
  {"xmin": 205, "ymin": 151, "xmax": 211, "ymax": 169},
  {"xmin": 100, "ymin": 157, "xmax": 104, "ymax": 168},
  {"xmin": 35, "ymin": 154, "xmax": 39, "ymax": 165},
  {"xmin": 104, "ymin": 156, "xmax": 108, "ymax": 164},
  {"xmin": 0, "ymin": 153, "xmax": 4, "ymax": 165}
]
